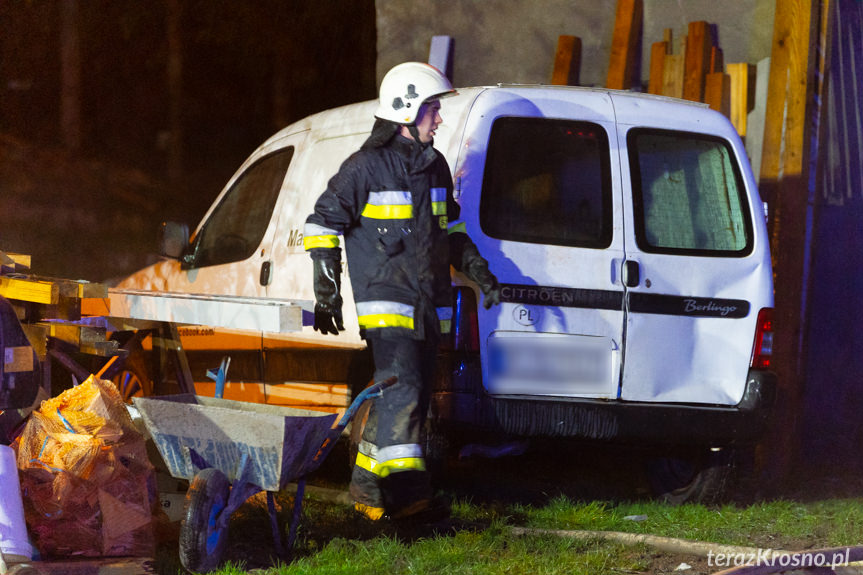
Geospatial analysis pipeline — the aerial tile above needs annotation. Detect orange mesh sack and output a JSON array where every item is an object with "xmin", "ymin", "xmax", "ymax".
[{"xmin": 15, "ymin": 375, "xmax": 155, "ymax": 557}]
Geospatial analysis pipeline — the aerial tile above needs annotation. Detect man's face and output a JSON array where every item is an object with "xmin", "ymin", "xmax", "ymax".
[{"xmin": 411, "ymin": 99, "xmax": 442, "ymax": 144}]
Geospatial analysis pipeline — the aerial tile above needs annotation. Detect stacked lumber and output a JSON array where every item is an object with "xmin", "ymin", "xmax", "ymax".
[
  {"xmin": 643, "ymin": 21, "xmax": 754, "ymax": 138},
  {"xmin": 0, "ymin": 250, "xmax": 116, "ymax": 361}
]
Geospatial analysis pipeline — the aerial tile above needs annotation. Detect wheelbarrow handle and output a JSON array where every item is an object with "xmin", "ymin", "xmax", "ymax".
[
  {"xmin": 336, "ymin": 375, "xmax": 398, "ymax": 430},
  {"xmin": 304, "ymin": 376, "xmax": 399, "ymax": 472}
]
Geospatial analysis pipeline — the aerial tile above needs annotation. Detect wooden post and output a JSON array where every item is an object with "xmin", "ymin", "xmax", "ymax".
[
  {"xmin": 606, "ymin": 0, "xmax": 643, "ymax": 90},
  {"xmin": 758, "ymin": 0, "xmax": 824, "ymax": 483},
  {"xmin": 648, "ymin": 40, "xmax": 668, "ymax": 94},
  {"xmin": 551, "ymin": 35, "xmax": 582, "ymax": 86},
  {"xmin": 704, "ymin": 72, "xmax": 731, "ymax": 116},
  {"xmin": 662, "ymin": 36, "xmax": 687, "ymax": 99},
  {"xmin": 727, "ymin": 63, "xmax": 754, "ymax": 137},
  {"xmin": 683, "ymin": 21, "xmax": 713, "ymax": 102}
]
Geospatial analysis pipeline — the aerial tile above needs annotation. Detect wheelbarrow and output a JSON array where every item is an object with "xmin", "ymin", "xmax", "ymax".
[{"xmin": 132, "ymin": 376, "xmax": 395, "ymax": 573}]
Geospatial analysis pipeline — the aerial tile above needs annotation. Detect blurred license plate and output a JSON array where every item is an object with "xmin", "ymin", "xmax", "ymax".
[{"xmin": 488, "ymin": 333, "xmax": 610, "ymax": 394}]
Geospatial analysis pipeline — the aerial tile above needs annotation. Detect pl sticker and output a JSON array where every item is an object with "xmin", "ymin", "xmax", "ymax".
[{"xmin": 512, "ymin": 305, "xmax": 538, "ymax": 326}]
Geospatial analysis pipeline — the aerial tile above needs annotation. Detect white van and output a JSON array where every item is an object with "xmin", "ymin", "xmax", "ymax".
[{"xmin": 119, "ymin": 85, "xmax": 776, "ymax": 503}]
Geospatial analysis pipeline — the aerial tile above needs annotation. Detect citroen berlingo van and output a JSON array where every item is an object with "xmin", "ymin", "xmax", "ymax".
[{"xmin": 119, "ymin": 84, "xmax": 776, "ymax": 503}]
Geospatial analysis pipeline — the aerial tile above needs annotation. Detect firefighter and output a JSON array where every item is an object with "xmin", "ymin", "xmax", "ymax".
[{"xmin": 303, "ymin": 62, "xmax": 500, "ymax": 522}]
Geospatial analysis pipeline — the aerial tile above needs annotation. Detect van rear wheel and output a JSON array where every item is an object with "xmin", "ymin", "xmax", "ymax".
[{"xmin": 646, "ymin": 448, "xmax": 733, "ymax": 505}]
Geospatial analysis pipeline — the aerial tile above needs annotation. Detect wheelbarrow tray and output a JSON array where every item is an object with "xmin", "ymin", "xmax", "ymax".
[{"xmin": 133, "ymin": 394, "xmax": 338, "ymax": 492}]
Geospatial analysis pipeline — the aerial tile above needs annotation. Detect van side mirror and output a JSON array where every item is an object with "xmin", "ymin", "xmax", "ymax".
[{"xmin": 159, "ymin": 221, "xmax": 190, "ymax": 260}]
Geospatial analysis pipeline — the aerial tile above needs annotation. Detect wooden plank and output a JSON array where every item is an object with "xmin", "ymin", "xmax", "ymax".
[
  {"xmin": 662, "ymin": 52, "xmax": 685, "ymax": 99},
  {"xmin": 606, "ymin": 0, "xmax": 643, "ymax": 90},
  {"xmin": 709, "ymin": 45, "xmax": 724, "ymax": 73},
  {"xmin": 683, "ymin": 21, "xmax": 713, "ymax": 102},
  {"xmin": 21, "ymin": 324, "xmax": 48, "ymax": 359},
  {"xmin": 107, "ymin": 289, "xmax": 308, "ymax": 333},
  {"xmin": 0, "ymin": 277, "xmax": 59, "ymax": 305},
  {"xmin": 704, "ymin": 72, "xmax": 731, "ymax": 116},
  {"xmin": 3, "ymin": 345, "xmax": 34, "ymax": 373},
  {"xmin": 757, "ymin": 0, "xmax": 820, "ymax": 482},
  {"xmin": 0, "ymin": 251, "xmax": 31, "ymax": 271},
  {"xmin": 36, "ymin": 321, "xmax": 107, "ymax": 347},
  {"xmin": 81, "ymin": 296, "xmax": 111, "ymax": 316},
  {"xmin": 727, "ymin": 62, "xmax": 753, "ymax": 137},
  {"xmin": 551, "ymin": 35, "xmax": 582, "ymax": 86},
  {"xmin": 747, "ymin": 57, "xmax": 772, "ymax": 180},
  {"xmin": 648, "ymin": 40, "xmax": 668, "ymax": 94}
]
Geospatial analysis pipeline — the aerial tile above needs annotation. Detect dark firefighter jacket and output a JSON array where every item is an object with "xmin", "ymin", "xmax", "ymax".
[{"xmin": 304, "ymin": 130, "xmax": 475, "ymax": 340}]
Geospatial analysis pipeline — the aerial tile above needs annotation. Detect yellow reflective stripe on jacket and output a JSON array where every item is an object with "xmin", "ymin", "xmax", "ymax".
[
  {"xmin": 361, "ymin": 204, "xmax": 413, "ymax": 219},
  {"xmin": 431, "ymin": 187, "xmax": 447, "ymax": 216},
  {"xmin": 302, "ymin": 222, "xmax": 340, "ymax": 250},
  {"xmin": 356, "ymin": 301, "xmax": 415, "ymax": 330},
  {"xmin": 303, "ymin": 235, "xmax": 340, "ymax": 249},
  {"xmin": 358, "ymin": 313, "xmax": 415, "ymax": 330},
  {"xmin": 362, "ymin": 190, "xmax": 413, "ymax": 220}
]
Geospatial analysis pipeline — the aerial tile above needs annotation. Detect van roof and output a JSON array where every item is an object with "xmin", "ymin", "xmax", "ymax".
[{"xmin": 257, "ymin": 83, "xmax": 721, "ymax": 158}]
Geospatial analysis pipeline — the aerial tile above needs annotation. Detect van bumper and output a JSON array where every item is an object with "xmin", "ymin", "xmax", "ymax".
[{"xmin": 434, "ymin": 369, "xmax": 777, "ymax": 447}]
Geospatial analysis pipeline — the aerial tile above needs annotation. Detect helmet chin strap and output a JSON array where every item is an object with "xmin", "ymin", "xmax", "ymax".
[{"xmin": 407, "ymin": 124, "xmax": 421, "ymax": 142}]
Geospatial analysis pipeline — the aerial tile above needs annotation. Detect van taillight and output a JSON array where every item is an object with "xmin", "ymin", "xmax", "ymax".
[
  {"xmin": 750, "ymin": 307, "xmax": 774, "ymax": 369},
  {"xmin": 452, "ymin": 286, "xmax": 480, "ymax": 352}
]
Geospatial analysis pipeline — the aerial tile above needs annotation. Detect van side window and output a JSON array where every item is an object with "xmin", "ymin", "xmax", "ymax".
[
  {"xmin": 480, "ymin": 117, "xmax": 612, "ymax": 249},
  {"xmin": 191, "ymin": 148, "xmax": 294, "ymax": 268},
  {"xmin": 629, "ymin": 130, "xmax": 752, "ymax": 256}
]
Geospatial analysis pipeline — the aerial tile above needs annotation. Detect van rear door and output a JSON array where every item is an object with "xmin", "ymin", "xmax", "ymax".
[
  {"xmin": 611, "ymin": 94, "xmax": 773, "ymax": 406},
  {"xmin": 455, "ymin": 87, "xmax": 626, "ymax": 399}
]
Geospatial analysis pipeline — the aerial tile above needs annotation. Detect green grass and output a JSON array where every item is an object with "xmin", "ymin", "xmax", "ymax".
[{"xmin": 162, "ymin": 494, "xmax": 863, "ymax": 575}]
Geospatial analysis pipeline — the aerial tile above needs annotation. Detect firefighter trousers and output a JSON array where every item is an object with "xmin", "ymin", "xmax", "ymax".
[{"xmin": 349, "ymin": 335, "xmax": 438, "ymax": 516}]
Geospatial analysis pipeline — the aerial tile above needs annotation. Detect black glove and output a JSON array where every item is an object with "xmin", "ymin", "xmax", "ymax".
[
  {"xmin": 460, "ymin": 242, "xmax": 501, "ymax": 310},
  {"xmin": 312, "ymin": 258, "xmax": 344, "ymax": 335}
]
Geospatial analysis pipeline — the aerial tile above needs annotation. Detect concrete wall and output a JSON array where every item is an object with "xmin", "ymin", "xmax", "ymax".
[{"xmin": 376, "ymin": 0, "xmax": 774, "ymax": 89}]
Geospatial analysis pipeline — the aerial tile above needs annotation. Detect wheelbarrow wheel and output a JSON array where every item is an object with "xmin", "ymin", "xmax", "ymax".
[{"xmin": 179, "ymin": 468, "xmax": 230, "ymax": 573}]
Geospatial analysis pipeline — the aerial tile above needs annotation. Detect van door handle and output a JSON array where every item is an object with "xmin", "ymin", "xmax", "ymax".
[
  {"xmin": 622, "ymin": 260, "xmax": 640, "ymax": 287},
  {"xmin": 260, "ymin": 260, "xmax": 272, "ymax": 286}
]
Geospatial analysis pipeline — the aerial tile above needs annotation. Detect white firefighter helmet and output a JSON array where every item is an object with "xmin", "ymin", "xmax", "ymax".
[{"xmin": 374, "ymin": 62, "xmax": 456, "ymax": 125}]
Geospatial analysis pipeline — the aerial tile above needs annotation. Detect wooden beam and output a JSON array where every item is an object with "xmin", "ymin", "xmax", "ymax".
[
  {"xmin": 648, "ymin": 40, "xmax": 668, "ymax": 94},
  {"xmin": 704, "ymin": 72, "xmax": 731, "ymax": 116},
  {"xmin": 727, "ymin": 63, "xmax": 753, "ymax": 136},
  {"xmin": 551, "ymin": 35, "xmax": 582, "ymax": 86},
  {"xmin": 37, "ymin": 321, "xmax": 107, "ymax": 347},
  {"xmin": 4, "ymin": 345, "xmax": 34, "ymax": 373},
  {"xmin": 662, "ymin": 54, "xmax": 685, "ymax": 99},
  {"xmin": 709, "ymin": 45, "xmax": 724, "ymax": 73},
  {"xmin": 757, "ymin": 0, "xmax": 823, "ymax": 482},
  {"xmin": 683, "ymin": 21, "xmax": 713, "ymax": 102},
  {"xmin": 0, "ymin": 277, "xmax": 59, "ymax": 305},
  {"xmin": 606, "ymin": 0, "xmax": 643, "ymax": 90},
  {"xmin": 0, "ymin": 252, "xmax": 31, "ymax": 269}
]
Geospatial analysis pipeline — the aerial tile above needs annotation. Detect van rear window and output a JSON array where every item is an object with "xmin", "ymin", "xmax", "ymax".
[
  {"xmin": 480, "ymin": 117, "xmax": 612, "ymax": 249},
  {"xmin": 628, "ymin": 130, "xmax": 752, "ymax": 256}
]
